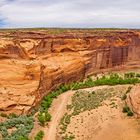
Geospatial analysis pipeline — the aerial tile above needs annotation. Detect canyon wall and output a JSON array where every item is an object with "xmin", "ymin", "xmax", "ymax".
[{"xmin": 0, "ymin": 29, "xmax": 140, "ymax": 114}]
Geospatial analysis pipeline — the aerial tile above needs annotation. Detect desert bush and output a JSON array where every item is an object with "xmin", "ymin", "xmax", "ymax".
[
  {"xmin": 48, "ymin": 91, "xmax": 59, "ymax": 98},
  {"xmin": 122, "ymin": 106, "xmax": 133, "ymax": 116},
  {"xmin": 127, "ymin": 110, "xmax": 134, "ymax": 116},
  {"xmin": 45, "ymin": 111, "xmax": 51, "ymax": 122},
  {"xmin": 0, "ymin": 115, "xmax": 34, "ymax": 140},
  {"xmin": 121, "ymin": 94, "xmax": 127, "ymax": 100},
  {"xmin": 7, "ymin": 113, "xmax": 18, "ymax": 119},
  {"xmin": 84, "ymin": 77, "xmax": 94, "ymax": 87},
  {"xmin": 72, "ymin": 82, "xmax": 85, "ymax": 90},
  {"xmin": 38, "ymin": 110, "xmax": 51, "ymax": 126},
  {"xmin": 122, "ymin": 106, "xmax": 130, "ymax": 113},
  {"xmin": 62, "ymin": 134, "xmax": 75, "ymax": 140},
  {"xmin": 64, "ymin": 115, "xmax": 71, "ymax": 124},
  {"xmin": 136, "ymin": 73, "xmax": 140, "ymax": 78},
  {"xmin": 59, "ymin": 113, "xmax": 72, "ymax": 134},
  {"xmin": 0, "ymin": 113, "xmax": 7, "ymax": 118},
  {"xmin": 38, "ymin": 113, "xmax": 46, "ymax": 126},
  {"xmin": 59, "ymin": 84, "xmax": 71, "ymax": 92},
  {"xmin": 126, "ymin": 86, "xmax": 132, "ymax": 94},
  {"xmin": 41, "ymin": 97, "xmax": 52, "ymax": 109},
  {"xmin": 124, "ymin": 72, "xmax": 136, "ymax": 78},
  {"xmin": 17, "ymin": 136, "xmax": 30, "ymax": 140},
  {"xmin": 34, "ymin": 130, "xmax": 44, "ymax": 140}
]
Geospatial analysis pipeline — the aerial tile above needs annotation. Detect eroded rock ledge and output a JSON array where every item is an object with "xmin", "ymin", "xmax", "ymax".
[
  {"xmin": 1, "ymin": 29, "xmax": 140, "ymax": 114},
  {"xmin": 127, "ymin": 85, "xmax": 140, "ymax": 118}
]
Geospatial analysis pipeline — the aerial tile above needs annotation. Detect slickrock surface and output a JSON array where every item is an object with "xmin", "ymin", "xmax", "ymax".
[{"xmin": 1, "ymin": 29, "xmax": 140, "ymax": 114}]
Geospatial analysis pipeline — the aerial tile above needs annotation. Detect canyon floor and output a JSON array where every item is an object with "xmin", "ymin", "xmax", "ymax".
[
  {"xmin": 38, "ymin": 85, "xmax": 140, "ymax": 140},
  {"xmin": 1, "ymin": 29, "xmax": 140, "ymax": 140},
  {"xmin": 1, "ymin": 71, "xmax": 140, "ymax": 140}
]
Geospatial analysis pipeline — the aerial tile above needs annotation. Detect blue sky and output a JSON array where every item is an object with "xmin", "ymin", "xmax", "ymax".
[{"xmin": 0, "ymin": 0, "xmax": 140, "ymax": 28}]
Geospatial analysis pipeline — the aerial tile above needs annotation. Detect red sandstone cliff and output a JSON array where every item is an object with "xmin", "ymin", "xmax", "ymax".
[{"xmin": 0, "ymin": 29, "xmax": 140, "ymax": 114}]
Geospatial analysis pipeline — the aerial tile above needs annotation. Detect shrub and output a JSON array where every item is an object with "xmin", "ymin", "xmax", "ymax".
[
  {"xmin": 38, "ymin": 113, "xmax": 46, "ymax": 126},
  {"xmin": 70, "ymin": 82, "xmax": 84, "ymax": 90},
  {"xmin": 38, "ymin": 111, "xmax": 51, "ymax": 126},
  {"xmin": 18, "ymin": 136, "xmax": 30, "ymax": 140},
  {"xmin": 58, "ymin": 84, "xmax": 71, "ymax": 93},
  {"xmin": 127, "ymin": 111, "xmax": 134, "ymax": 116},
  {"xmin": 122, "ymin": 106, "xmax": 130, "ymax": 113},
  {"xmin": 136, "ymin": 73, "xmax": 140, "ymax": 78},
  {"xmin": 0, "ymin": 115, "xmax": 34, "ymax": 140},
  {"xmin": 121, "ymin": 94, "xmax": 127, "ymax": 100},
  {"xmin": 49, "ymin": 91, "xmax": 59, "ymax": 98},
  {"xmin": 62, "ymin": 134, "xmax": 75, "ymax": 140},
  {"xmin": 7, "ymin": 113, "xmax": 18, "ymax": 119},
  {"xmin": 45, "ymin": 112, "xmax": 51, "ymax": 122},
  {"xmin": 0, "ymin": 113, "xmax": 7, "ymax": 118},
  {"xmin": 34, "ymin": 130, "xmax": 44, "ymax": 140},
  {"xmin": 65, "ymin": 115, "xmax": 71, "ymax": 124},
  {"xmin": 84, "ymin": 77, "xmax": 94, "ymax": 87},
  {"xmin": 124, "ymin": 72, "xmax": 135, "ymax": 78},
  {"xmin": 91, "ymin": 91, "xmax": 95, "ymax": 94},
  {"xmin": 41, "ymin": 97, "xmax": 52, "ymax": 110},
  {"xmin": 122, "ymin": 106, "xmax": 133, "ymax": 116},
  {"xmin": 126, "ymin": 86, "xmax": 132, "ymax": 94}
]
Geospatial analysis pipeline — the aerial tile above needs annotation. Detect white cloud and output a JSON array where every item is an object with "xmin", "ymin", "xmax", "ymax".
[{"xmin": 0, "ymin": 0, "xmax": 140, "ymax": 28}]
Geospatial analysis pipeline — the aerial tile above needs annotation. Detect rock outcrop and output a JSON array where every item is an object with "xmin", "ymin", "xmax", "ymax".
[
  {"xmin": 1, "ymin": 29, "xmax": 140, "ymax": 114},
  {"xmin": 127, "ymin": 85, "xmax": 140, "ymax": 118}
]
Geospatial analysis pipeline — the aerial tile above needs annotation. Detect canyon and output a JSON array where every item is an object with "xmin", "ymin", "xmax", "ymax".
[{"xmin": 0, "ymin": 29, "xmax": 140, "ymax": 115}]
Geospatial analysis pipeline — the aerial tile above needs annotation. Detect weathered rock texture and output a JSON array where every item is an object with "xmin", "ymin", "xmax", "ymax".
[
  {"xmin": 1, "ymin": 29, "xmax": 140, "ymax": 114},
  {"xmin": 127, "ymin": 85, "xmax": 140, "ymax": 118}
]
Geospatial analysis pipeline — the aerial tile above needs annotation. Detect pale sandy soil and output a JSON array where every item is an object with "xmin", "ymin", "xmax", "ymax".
[
  {"xmin": 65, "ymin": 101, "xmax": 140, "ymax": 140},
  {"xmin": 43, "ymin": 85, "xmax": 140, "ymax": 140}
]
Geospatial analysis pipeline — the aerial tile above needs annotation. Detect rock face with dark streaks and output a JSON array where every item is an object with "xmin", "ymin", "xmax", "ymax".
[{"xmin": 0, "ymin": 29, "xmax": 140, "ymax": 114}]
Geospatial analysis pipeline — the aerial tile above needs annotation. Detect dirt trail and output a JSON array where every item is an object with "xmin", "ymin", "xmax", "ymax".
[
  {"xmin": 43, "ymin": 91, "xmax": 73, "ymax": 140},
  {"xmin": 43, "ymin": 86, "xmax": 108, "ymax": 140}
]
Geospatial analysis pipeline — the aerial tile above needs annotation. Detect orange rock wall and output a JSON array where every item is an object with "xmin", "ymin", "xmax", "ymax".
[{"xmin": 0, "ymin": 30, "xmax": 140, "ymax": 114}]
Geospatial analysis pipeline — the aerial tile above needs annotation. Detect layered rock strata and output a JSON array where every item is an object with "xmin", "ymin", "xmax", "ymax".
[{"xmin": 0, "ymin": 29, "xmax": 140, "ymax": 114}]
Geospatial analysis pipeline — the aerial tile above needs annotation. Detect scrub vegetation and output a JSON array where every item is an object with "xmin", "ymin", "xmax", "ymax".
[
  {"xmin": 59, "ymin": 86, "xmax": 132, "ymax": 139},
  {"xmin": 0, "ymin": 72, "xmax": 138, "ymax": 139},
  {"xmin": 0, "ymin": 115, "xmax": 34, "ymax": 140},
  {"xmin": 38, "ymin": 72, "xmax": 139, "ymax": 126}
]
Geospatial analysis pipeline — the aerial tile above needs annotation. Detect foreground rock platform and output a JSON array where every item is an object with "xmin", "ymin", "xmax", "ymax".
[{"xmin": 1, "ymin": 29, "xmax": 140, "ymax": 114}]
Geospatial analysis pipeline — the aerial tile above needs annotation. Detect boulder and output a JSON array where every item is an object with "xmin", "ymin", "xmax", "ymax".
[{"xmin": 127, "ymin": 85, "xmax": 140, "ymax": 118}]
